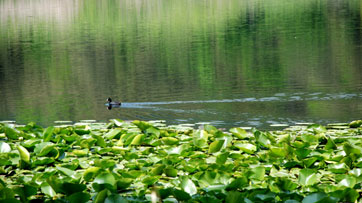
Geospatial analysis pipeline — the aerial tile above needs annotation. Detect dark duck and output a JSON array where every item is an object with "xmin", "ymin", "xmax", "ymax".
[{"xmin": 106, "ymin": 97, "xmax": 122, "ymax": 110}]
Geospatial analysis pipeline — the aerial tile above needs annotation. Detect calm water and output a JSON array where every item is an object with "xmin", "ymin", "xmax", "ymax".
[{"xmin": 1, "ymin": 0, "xmax": 362, "ymax": 129}]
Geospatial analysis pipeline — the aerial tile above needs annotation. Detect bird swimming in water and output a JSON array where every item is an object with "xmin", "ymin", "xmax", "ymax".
[{"xmin": 105, "ymin": 97, "xmax": 122, "ymax": 110}]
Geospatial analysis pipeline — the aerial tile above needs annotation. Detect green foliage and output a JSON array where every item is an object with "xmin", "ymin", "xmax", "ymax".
[{"xmin": 1, "ymin": 121, "xmax": 362, "ymax": 201}]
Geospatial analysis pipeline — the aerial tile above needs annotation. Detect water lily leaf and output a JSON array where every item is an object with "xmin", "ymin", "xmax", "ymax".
[
  {"xmin": 142, "ymin": 176, "xmax": 160, "ymax": 186},
  {"xmin": 43, "ymin": 126, "xmax": 54, "ymax": 142},
  {"xmin": 193, "ymin": 130, "xmax": 209, "ymax": 148},
  {"xmin": 234, "ymin": 142, "xmax": 256, "ymax": 154},
  {"xmin": 180, "ymin": 177, "xmax": 197, "ymax": 196},
  {"xmin": 92, "ymin": 134, "xmax": 106, "ymax": 147},
  {"xmin": 295, "ymin": 148, "xmax": 311, "ymax": 159},
  {"xmin": 328, "ymin": 163, "xmax": 349, "ymax": 174},
  {"xmin": 216, "ymin": 152, "xmax": 229, "ymax": 165},
  {"xmin": 94, "ymin": 172, "xmax": 116, "ymax": 186},
  {"xmin": 57, "ymin": 166, "xmax": 76, "ymax": 177},
  {"xmin": 349, "ymin": 120, "xmax": 362, "ymax": 128},
  {"xmin": 337, "ymin": 175, "xmax": 356, "ymax": 188},
  {"xmin": 172, "ymin": 189, "xmax": 191, "ymax": 201},
  {"xmin": 104, "ymin": 194, "xmax": 128, "ymax": 203},
  {"xmin": 4, "ymin": 126, "xmax": 18, "ymax": 139},
  {"xmin": 61, "ymin": 183, "xmax": 87, "ymax": 195},
  {"xmin": 164, "ymin": 166, "xmax": 178, "ymax": 177},
  {"xmin": 34, "ymin": 142, "xmax": 55, "ymax": 156},
  {"xmin": 254, "ymin": 131, "xmax": 271, "ymax": 148},
  {"xmin": 74, "ymin": 129, "xmax": 91, "ymax": 135},
  {"xmin": 94, "ymin": 189, "xmax": 108, "ymax": 203},
  {"xmin": 0, "ymin": 142, "xmax": 11, "ymax": 153},
  {"xmin": 16, "ymin": 145, "xmax": 30, "ymax": 164},
  {"xmin": 301, "ymin": 192, "xmax": 338, "ymax": 203},
  {"xmin": 161, "ymin": 137, "xmax": 179, "ymax": 145},
  {"xmin": 116, "ymin": 178, "xmax": 133, "ymax": 189},
  {"xmin": 325, "ymin": 137, "xmax": 337, "ymax": 150},
  {"xmin": 41, "ymin": 182, "xmax": 56, "ymax": 197},
  {"xmin": 130, "ymin": 134, "xmax": 145, "ymax": 145},
  {"xmin": 145, "ymin": 127, "xmax": 160, "ymax": 136},
  {"xmin": 269, "ymin": 146, "xmax": 287, "ymax": 157},
  {"xmin": 230, "ymin": 127, "xmax": 248, "ymax": 139},
  {"xmin": 13, "ymin": 184, "xmax": 37, "ymax": 202},
  {"xmin": 151, "ymin": 164, "xmax": 165, "ymax": 175},
  {"xmin": 343, "ymin": 143, "xmax": 362, "ymax": 155},
  {"xmin": 66, "ymin": 192, "xmax": 91, "ymax": 203},
  {"xmin": 226, "ymin": 177, "xmax": 248, "ymax": 190},
  {"xmin": 33, "ymin": 157, "xmax": 55, "ymax": 166},
  {"xmin": 250, "ymin": 166, "xmax": 265, "ymax": 181},
  {"xmin": 208, "ymin": 140, "xmax": 225, "ymax": 153},
  {"xmin": 133, "ymin": 120, "xmax": 153, "ymax": 131},
  {"xmin": 299, "ymin": 169, "xmax": 318, "ymax": 186},
  {"xmin": 226, "ymin": 191, "xmax": 243, "ymax": 203},
  {"xmin": 349, "ymin": 168, "xmax": 362, "ymax": 177},
  {"xmin": 104, "ymin": 129, "xmax": 122, "ymax": 140}
]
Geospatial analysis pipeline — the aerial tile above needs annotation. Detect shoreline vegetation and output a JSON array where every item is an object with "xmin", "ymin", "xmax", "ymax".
[{"xmin": 1, "ymin": 119, "xmax": 362, "ymax": 202}]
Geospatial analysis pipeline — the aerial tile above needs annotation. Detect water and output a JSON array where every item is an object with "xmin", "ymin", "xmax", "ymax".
[{"xmin": 1, "ymin": 0, "xmax": 362, "ymax": 129}]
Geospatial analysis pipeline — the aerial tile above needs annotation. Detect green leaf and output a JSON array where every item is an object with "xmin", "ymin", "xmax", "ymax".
[
  {"xmin": 94, "ymin": 172, "xmax": 116, "ymax": 186},
  {"xmin": 250, "ymin": 166, "xmax": 265, "ymax": 181},
  {"xmin": 208, "ymin": 140, "xmax": 225, "ymax": 153},
  {"xmin": 104, "ymin": 194, "xmax": 128, "ymax": 203},
  {"xmin": 234, "ymin": 142, "xmax": 256, "ymax": 154},
  {"xmin": 43, "ymin": 126, "xmax": 54, "ymax": 142},
  {"xmin": 299, "ymin": 169, "xmax": 318, "ymax": 186},
  {"xmin": 164, "ymin": 166, "xmax": 178, "ymax": 177},
  {"xmin": 328, "ymin": 163, "xmax": 349, "ymax": 174},
  {"xmin": 0, "ymin": 142, "xmax": 11, "ymax": 153},
  {"xmin": 230, "ymin": 127, "xmax": 248, "ymax": 139},
  {"xmin": 226, "ymin": 177, "xmax": 248, "ymax": 190},
  {"xmin": 66, "ymin": 192, "xmax": 91, "ymax": 203},
  {"xmin": 104, "ymin": 129, "xmax": 122, "ymax": 140},
  {"xmin": 56, "ymin": 166, "xmax": 76, "ymax": 177},
  {"xmin": 94, "ymin": 189, "xmax": 108, "ymax": 203},
  {"xmin": 254, "ymin": 131, "xmax": 271, "ymax": 148},
  {"xmin": 269, "ymin": 146, "xmax": 287, "ymax": 157},
  {"xmin": 180, "ymin": 177, "xmax": 197, "ymax": 196},
  {"xmin": 301, "ymin": 193, "xmax": 338, "ymax": 203},
  {"xmin": 337, "ymin": 175, "xmax": 356, "ymax": 188},
  {"xmin": 34, "ymin": 142, "xmax": 56, "ymax": 156},
  {"xmin": 130, "ymin": 134, "xmax": 144, "ymax": 145},
  {"xmin": 4, "ymin": 126, "xmax": 18, "ymax": 139},
  {"xmin": 226, "ymin": 191, "xmax": 243, "ymax": 203},
  {"xmin": 142, "ymin": 176, "xmax": 160, "ymax": 186},
  {"xmin": 325, "ymin": 137, "xmax": 337, "ymax": 150},
  {"xmin": 16, "ymin": 145, "xmax": 30, "ymax": 164},
  {"xmin": 161, "ymin": 137, "xmax": 179, "ymax": 145},
  {"xmin": 172, "ymin": 189, "xmax": 191, "ymax": 201},
  {"xmin": 41, "ymin": 182, "xmax": 56, "ymax": 197},
  {"xmin": 61, "ymin": 183, "xmax": 87, "ymax": 195},
  {"xmin": 193, "ymin": 130, "xmax": 209, "ymax": 148}
]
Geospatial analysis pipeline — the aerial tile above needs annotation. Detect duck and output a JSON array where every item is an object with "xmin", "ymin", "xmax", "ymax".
[{"xmin": 106, "ymin": 97, "xmax": 122, "ymax": 110}]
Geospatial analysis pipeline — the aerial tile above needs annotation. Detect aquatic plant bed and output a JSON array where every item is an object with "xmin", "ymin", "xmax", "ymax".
[{"xmin": 1, "ymin": 120, "xmax": 362, "ymax": 202}]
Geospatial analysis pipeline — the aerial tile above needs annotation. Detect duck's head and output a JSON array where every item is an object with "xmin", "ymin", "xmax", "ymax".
[{"xmin": 107, "ymin": 97, "xmax": 112, "ymax": 103}]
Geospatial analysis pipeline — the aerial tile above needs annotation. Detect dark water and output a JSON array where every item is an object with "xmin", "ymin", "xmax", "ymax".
[{"xmin": 1, "ymin": 0, "xmax": 362, "ymax": 129}]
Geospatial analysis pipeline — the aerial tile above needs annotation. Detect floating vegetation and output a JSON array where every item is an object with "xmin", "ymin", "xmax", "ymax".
[{"xmin": 1, "ymin": 119, "xmax": 362, "ymax": 202}]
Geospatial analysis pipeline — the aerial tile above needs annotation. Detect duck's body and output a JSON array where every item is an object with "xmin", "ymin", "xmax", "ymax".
[{"xmin": 106, "ymin": 97, "xmax": 122, "ymax": 109}]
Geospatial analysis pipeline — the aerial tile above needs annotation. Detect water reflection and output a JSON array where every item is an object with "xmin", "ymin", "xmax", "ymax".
[{"xmin": 0, "ymin": 0, "xmax": 362, "ymax": 129}]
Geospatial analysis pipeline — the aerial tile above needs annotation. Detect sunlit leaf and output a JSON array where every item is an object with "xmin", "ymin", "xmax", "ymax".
[
  {"xmin": 0, "ymin": 142, "xmax": 11, "ymax": 153},
  {"xmin": 181, "ymin": 177, "xmax": 197, "ymax": 196},
  {"xmin": 16, "ymin": 145, "xmax": 30, "ymax": 164},
  {"xmin": 299, "ymin": 169, "xmax": 318, "ymax": 186},
  {"xmin": 208, "ymin": 140, "xmax": 225, "ymax": 153},
  {"xmin": 230, "ymin": 128, "xmax": 248, "ymax": 139},
  {"xmin": 234, "ymin": 142, "xmax": 256, "ymax": 154}
]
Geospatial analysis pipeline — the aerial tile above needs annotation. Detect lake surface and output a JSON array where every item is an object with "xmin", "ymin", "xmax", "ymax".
[{"xmin": 1, "ymin": 0, "xmax": 362, "ymax": 129}]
